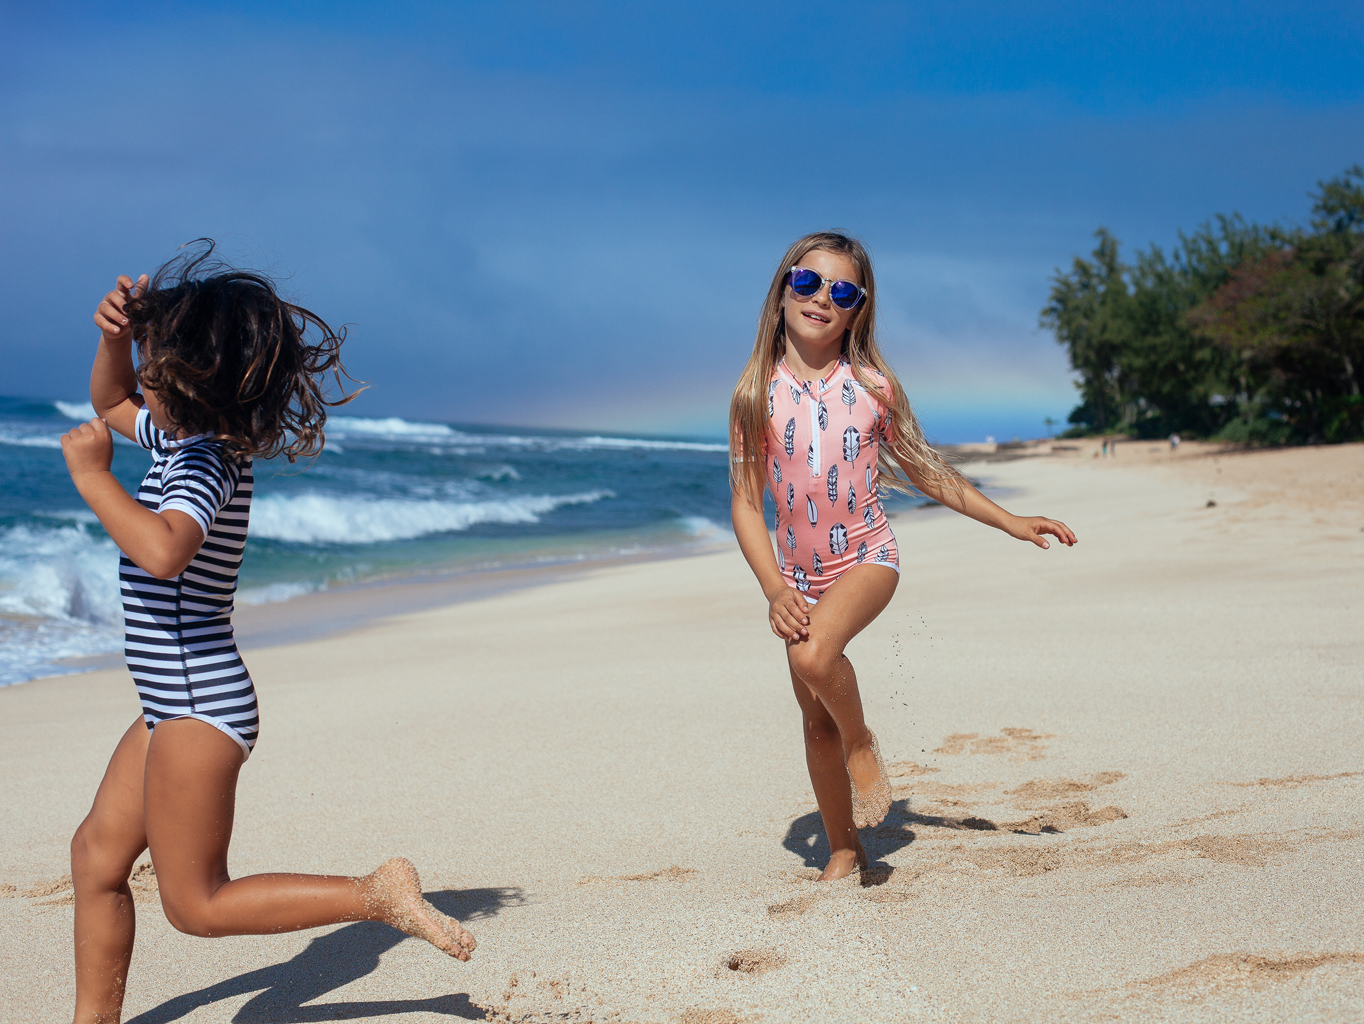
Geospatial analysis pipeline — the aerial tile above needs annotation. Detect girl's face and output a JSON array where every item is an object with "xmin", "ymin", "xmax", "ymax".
[{"xmin": 782, "ymin": 249, "xmax": 862, "ymax": 351}]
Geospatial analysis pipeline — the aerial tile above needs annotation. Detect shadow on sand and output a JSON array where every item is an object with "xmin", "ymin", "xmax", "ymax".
[
  {"xmin": 782, "ymin": 797, "xmax": 917, "ymax": 880},
  {"xmin": 126, "ymin": 887, "xmax": 525, "ymax": 1023}
]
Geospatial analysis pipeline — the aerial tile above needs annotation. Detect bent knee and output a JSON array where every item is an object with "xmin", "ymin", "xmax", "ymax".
[
  {"xmin": 789, "ymin": 638, "xmax": 840, "ymax": 683},
  {"xmin": 161, "ymin": 898, "xmax": 216, "ymax": 938}
]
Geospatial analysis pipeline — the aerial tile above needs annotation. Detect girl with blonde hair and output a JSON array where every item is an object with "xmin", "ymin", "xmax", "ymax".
[{"xmin": 730, "ymin": 232, "xmax": 1076, "ymax": 880}]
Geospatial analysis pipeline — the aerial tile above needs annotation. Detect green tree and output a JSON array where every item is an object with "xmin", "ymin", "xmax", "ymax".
[
  {"xmin": 1039, "ymin": 229, "xmax": 1133, "ymax": 433},
  {"xmin": 1189, "ymin": 167, "xmax": 1364, "ymax": 442}
]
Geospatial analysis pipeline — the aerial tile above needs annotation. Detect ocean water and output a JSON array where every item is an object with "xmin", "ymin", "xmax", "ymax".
[{"xmin": 0, "ymin": 396, "xmax": 736, "ymax": 685}]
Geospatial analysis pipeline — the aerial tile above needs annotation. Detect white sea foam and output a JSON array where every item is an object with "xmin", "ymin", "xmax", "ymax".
[
  {"xmin": 238, "ymin": 580, "xmax": 322, "ymax": 605},
  {"xmin": 328, "ymin": 416, "xmax": 459, "ymax": 441},
  {"xmin": 0, "ymin": 524, "xmax": 123, "ymax": 685},
  {"xmin": 249, "ymin": 489, "xmax": 615, "ymax": 544},
  {"xmin": 55, "ymin": 400, "xmax": 98, "ymax": 421},
  {"xmin": 0, "ymin": 431, "xmax": 63, "ymax": 449},
  {"xmin": 0, "ymin": 524, "xmax": 122, "ymax": 624},
  {"xmin": 675, "ymin": 515, "xmax": 732, "ymax": 541},
  {"xmin": 325, "ymin": 414, "xmax": 726, "ymax": 453}
]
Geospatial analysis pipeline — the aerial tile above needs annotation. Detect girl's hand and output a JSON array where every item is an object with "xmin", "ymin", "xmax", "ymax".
[
  {"xmin": 93, "ymin": 274, "xmax": 149, "ymax": 344},
  {"xmin": 61, "ymin": 418, "xmax": 115, "ymax": 481},
  {"xmin": 768, "ymin": 586, "xmax": 810, "ymax": 640},
  {"xmin": 1006, "ymin": 515, "xmax": 1077, "ymax": 549}
]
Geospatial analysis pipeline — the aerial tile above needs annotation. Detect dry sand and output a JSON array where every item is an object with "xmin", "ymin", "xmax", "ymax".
[{"xmin": 1, "ymin": 442, "xmax": 1362, "ymax": 1023}]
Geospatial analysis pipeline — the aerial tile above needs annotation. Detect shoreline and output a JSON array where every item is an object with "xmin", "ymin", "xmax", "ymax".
[
  {"xmin": 27, "ymin": 435, "xmax": 1359, "ymax": 685},
  {"xmin": 31, "ymin": 537, "xmax": 738, "ymax": 683}
]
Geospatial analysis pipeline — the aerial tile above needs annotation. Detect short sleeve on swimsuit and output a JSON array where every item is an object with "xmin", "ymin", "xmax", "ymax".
[
  {"xmin": 158, "ymin": 445, "xmax": 240, "ymax": 540},
  {"xmin": 133, "ymin": 406, "xmax": 165, "ymax": 452}
]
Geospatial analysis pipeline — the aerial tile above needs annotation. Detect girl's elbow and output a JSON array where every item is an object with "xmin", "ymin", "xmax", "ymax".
[{"xmin": 140, "ymin": 549, "xmax": 195, "ymax": 579}]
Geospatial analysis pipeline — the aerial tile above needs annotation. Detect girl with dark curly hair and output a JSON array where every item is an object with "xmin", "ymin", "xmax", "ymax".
[{"xmin": 61, "ymin": 243, "xmax": 475, "ymax": 1023}]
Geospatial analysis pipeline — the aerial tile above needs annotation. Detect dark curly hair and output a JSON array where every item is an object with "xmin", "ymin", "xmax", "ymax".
[{"xmin": 126, "ymin": 240, "xmax": 359, "ymax": 462}]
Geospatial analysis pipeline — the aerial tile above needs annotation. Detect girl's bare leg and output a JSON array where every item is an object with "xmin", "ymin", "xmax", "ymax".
[
  {"xmin": 786, "ymin": 564, "xmax": 898, "ymax": 880},
  {"xmin": 72, "ymin": 718, "xmax": 474, "ymax": 1023},
  {"xmin": 71, "ymin": 717, "xmax": 151, "ymax": 1024},
  {"xmin": 143, "ymin": 718, "xmax": 475, "ymax": 957}
]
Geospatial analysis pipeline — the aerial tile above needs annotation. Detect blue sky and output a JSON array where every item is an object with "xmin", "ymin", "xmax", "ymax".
[{"xmin": 2, "ymin": 2, "xmax": 1361, "ymax": 440}]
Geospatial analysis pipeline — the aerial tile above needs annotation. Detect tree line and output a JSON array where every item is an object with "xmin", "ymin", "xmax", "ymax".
[{"xmin": 1041, "ymin": 166, "xmax": 1364, "ymax": 444}]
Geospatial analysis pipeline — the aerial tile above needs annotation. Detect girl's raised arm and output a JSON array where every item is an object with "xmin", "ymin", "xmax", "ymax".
[
  {"xmin": 897, "ymin": 454, "xmax": 1077, "ymax": 549},
  {"xmin": 90, "ymin": 274, "xmax": 149, "ymax": 440}
]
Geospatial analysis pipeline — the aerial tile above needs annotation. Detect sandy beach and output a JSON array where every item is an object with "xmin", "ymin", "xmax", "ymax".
[{"xmin": 2, "ymin": 442, "xmax": 1362, "ymax": 1023}]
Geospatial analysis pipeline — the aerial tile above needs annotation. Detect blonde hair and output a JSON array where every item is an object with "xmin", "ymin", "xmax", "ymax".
[{"xmin": 728, "ymin": 231, "xmax": 960, "ymax": 508}]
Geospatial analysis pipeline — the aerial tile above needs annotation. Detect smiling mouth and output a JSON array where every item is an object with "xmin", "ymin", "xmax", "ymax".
[{"xmin": 802, "ymin": 311, "xmax": 830, "ymax": 324}]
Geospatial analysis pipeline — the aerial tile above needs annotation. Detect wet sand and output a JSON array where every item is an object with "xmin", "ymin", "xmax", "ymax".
[{"xmin": 1, "ymin": 443, "xmax": 1362, "ymax": 1022}]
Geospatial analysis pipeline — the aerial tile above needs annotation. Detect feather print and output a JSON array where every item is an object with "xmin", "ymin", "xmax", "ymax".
[
  {"xmin": 802, "ymin": 382, "xmax": 812, "ymax": 395},
  {"xmin": 841, "ymin": 379, "xmax": 856, "ymax": 410},
  {"xmin": 865, "ymin": 463, "xmax": 873, "ymax": 494},
  {"xmin": 818, "ymin": 377, "xmax": 827, "ymax": 392},
  {"xmin": 789, "ymin": 385, "xmax": 801, "ymax": 406},
  {"xmin": 812, "ymin": 549, "xmax": 823, "ymax": 577},
  {"xmin": 847, "ymin": 481, "xmax": 856, "ymax": 514},
  {"xmin": 863, "ymin": 506, "xmax": 877, "ymax": 531},
  {"xmin": 842, "ymin": 425, "xmax": 860, "ymax": 464},
  {"xmin": 806, "ymin": 495, "xmax": 818, "ymax": 527},
  {"xmin": 826, "ymin": 465, "xmax": 838, "ymax": 505},
  {"xmin": 793, "ymin": 565, "xmax": 809, "ymax": 592},
  {"xmin": 876, "ymin": 545, "xmax": 890, "ymax": 563},
  {"xmin": 786, "ymin": 482, "xmax": 794, "ymax": 513},
  {"xmin": 829, "ymin": 522, "xmax": 849, "ymax": 556},
  {"xmin": 856, "ymin": 541, "xmax": 867, "ymax": 563},
  {"xmin": 783, "ymin": 417, "xmax": 795, "ymax": 459},
  {"xmin": 817, "ymin": 400, "xmax": 828, "ymax": 431},
  {"xmin": 768, "ymin": 380, "xmax": 777, "ymax": 417},
  {"xmin": 777, "ymin": 546, "xmax": 785, "ymax": 571},
  {"xmin": 772, "ymin": 457, "xmax": 781, "ymax": 484},
  {"xmin": 807, "ymin": 441, "xmax": 816, "ymax": 473},
  {"xmin": 786, "ymin": 525, "xmax": 797, "ymax": 553}
]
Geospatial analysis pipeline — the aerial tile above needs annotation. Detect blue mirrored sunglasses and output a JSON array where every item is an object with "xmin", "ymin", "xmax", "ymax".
[{"xmin": 788, "ymin": 266, "xmax": 866, "ymax": 310}]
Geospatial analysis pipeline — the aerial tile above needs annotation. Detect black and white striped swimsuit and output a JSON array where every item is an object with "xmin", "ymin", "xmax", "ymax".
[{"xmin": 122, "ymin": 408, "xmax": 258, "ymax": 756}]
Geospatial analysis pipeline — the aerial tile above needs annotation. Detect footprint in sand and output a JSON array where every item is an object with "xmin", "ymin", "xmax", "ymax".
[
  {"xmin": 1139, "ymin": 951, "xmax": 1364, "ymax": 993},
  {"xmin": 934, "ymin": 727, "xmax": 1054, "ymax": 761},
  {"xmin": 721, "ymin": 948, "xmax": 788, "ymax": 976},
  {"xmin": 890, "ymin": 771, "xmax": 1128, "ymax": 837}
]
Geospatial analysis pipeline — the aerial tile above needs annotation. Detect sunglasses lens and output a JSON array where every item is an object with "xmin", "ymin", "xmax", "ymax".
[
  {"xmin": 789, "ymin": 268, "xmax": 821, "ymax": 296},
  {"xmin": 830, "ymin": 281, "xmax": 863, "ymax": 309}
]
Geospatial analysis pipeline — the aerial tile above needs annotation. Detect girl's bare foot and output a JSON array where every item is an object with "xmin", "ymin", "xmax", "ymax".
[
  {"xmin": 819, "ymin": 841, "xmax": 868, "ymax": 881},
  {"xmin": 848, "ymin": 730, "xmax": 891, "ymax": 828},
  {"xmin": 363, "ymin": 857, "xmax": 477, "ymax": 961}
]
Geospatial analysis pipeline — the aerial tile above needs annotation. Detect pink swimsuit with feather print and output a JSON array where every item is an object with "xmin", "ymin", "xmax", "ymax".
[{"xmin": 763, "ymin": 357, "xmax": 899, "ymax": 602}]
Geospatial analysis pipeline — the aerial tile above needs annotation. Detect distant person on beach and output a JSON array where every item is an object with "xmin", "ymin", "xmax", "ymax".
[
  {"xmin": 728, "ymin": 232, "xmax": 1077, "ymax": 881},
  {"xmin": 1170, "ymin": 432, "xmax": 1181, "ymax": 450},
  {"xmin": 60, "ymin": 243, "xmax": 474, "ymax": 1023}
]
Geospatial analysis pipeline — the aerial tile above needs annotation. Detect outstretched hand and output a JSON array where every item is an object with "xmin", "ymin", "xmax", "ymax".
[
  {"xmin": 93, "ymin": 274, "xmax": 149, "ymax": 344},
  {"xmin": 1006, "ymin": 515, "xmax": 1077, "ymax": 549},
  {"xmin": 768, "ymin": 586, "xmax": 810, "ymax": 641}
]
